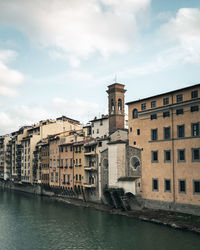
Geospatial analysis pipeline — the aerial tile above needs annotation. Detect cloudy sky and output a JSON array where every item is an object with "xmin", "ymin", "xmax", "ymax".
[{"xmin": 0, "ymin": 0, "xmax": 200, "ymax": 135}]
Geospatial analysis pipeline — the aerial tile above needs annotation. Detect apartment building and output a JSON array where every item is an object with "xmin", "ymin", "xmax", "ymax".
[
  {"xmin": 0, "ymin": 135, "xmax": 11, "ymax": 180},
  {"xmin": 90, "ymin": 115, "xmax": 109, "ymax": 139},
  {"xmin": 127, "ymin": 84, "xmax": 200, "ymax": 211}
]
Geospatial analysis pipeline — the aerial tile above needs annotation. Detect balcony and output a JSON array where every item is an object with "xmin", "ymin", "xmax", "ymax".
[
  {"xmin": 84, "ymin": 151, "xmax": 96, "ymax": 156},
  {"xmin": 84, "ymin": 165, "xmax": 96, "ymax": 171},
  {"xmin": 84, "ymin": 183, "xmax": 96, "ymax": 188}
]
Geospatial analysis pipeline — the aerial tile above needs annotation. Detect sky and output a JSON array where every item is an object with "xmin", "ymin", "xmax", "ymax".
[{"xmin": 0, "ymin": 0, "xmax": 200, "ymax": 135}]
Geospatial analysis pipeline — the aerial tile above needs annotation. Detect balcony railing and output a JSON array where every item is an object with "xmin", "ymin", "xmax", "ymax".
[
  {"xmin": 84, "ymin": 183, "xmax": 96, "ymax": 188},
  {"xmin": 84, "ymin": 166, "xmax": 96, "ymax": 171}
]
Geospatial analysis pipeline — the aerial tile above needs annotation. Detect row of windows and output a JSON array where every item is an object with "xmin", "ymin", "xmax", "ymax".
[
  {"xmin": 150, "ymin": 123, "xmax": 199, "ymax": 141},
  {"xmin": 152, "ymin": 178, "xmax": 200, "ymax": 194},
  {"xmin": 151, "ymin": 148, "xmax": 200, "ymax": 162},
  {"xmin": 133, "ymin": 105, "xmax": 199, "ymax": 120},
  {"xmin": 140, "ymin": 90, "xmax": 198, "ymax": 111},
  {"xmin": 132, "ymin": 105, "xmax": 199, "ymax": 119}
]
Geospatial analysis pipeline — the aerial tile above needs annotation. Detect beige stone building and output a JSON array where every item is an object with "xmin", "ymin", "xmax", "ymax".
[{"xmin": 127, "ymin": 84, "xmax": 200, "ymax": 213}]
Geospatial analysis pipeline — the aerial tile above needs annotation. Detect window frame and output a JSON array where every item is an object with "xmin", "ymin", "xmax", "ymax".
[
  {"xmin": 193, "ymin": 180, "xmax": 200, "ymax": 194},
  {"xmin": 191, "ymin": 90, "xmax": 198, "ymax": 99},
  {"xmin": 177, "ymin": 125, "xmax": 185, "ymax": 138},
  {"xmin": 141, "ymin": 103, "xmax": 146, "ymax": 111},
  {"xmin": 176, "ymin": 94, "xmax": 183, "ymax": 102},
  {"xmin": 178, "ymin": 149, "xmax": 186, "ymax": 162},
  {"xmin": 164, "ymin": 179, "xmax": 171, "ymax": 192},
  {"xmin": 191, "ymin": 123, "xmax": 199, "ymax": 137},
  {"xmin": 192, "ymin": 148, "xmax": 200, "ymax": 162},
  {"xmin": 151, "ymin": 128, "xmax": 158, "ymax": 141},
  {"xmin": 179, "ymin": 179, "xmax": 186, "ymax": 194},
  {"xmin": 151, "ymin": 101, "xmax": 156, "ymax": 108},
  {"xmin": 163, "ymin": 97, "xmax": 169, "ymax": 105},
  {"xmin": 164, "ymin": 127, "xmax": 171, "ymax": 140},
  {"xmin": 152, "ymin": 178, "xmax": 159, "ymax": 191},
  {"xmin": 152, "ymin": 150, "xmax": 158, "ymax": 163},
  {"xmin": 164, "ymin": 150, "xmax": 171, "ymax": 162}
]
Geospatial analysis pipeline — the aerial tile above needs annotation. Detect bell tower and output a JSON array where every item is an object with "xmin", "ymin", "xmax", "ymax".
[{"xmin": 107, "ymin": 83, "xmax": 126, "ymax": 134}]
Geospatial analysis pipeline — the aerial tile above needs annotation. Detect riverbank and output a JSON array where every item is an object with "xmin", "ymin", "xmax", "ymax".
[
  {"xmin": 1, "ymin": 185, "xmax": 200, "ymax": 235},
  {"xmin": 51, "ymin": 195, "xmax": 200, "ymax": 235}
]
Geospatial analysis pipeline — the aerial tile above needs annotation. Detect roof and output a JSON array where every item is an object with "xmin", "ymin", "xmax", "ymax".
[
  {"xmin": 90, "ymin": 115, "xmax": 109, "ymax": 122},
  {"xmin": 107, "ymin": 140, "xmax": 127, "ymax": 145},
  {"xmin": 126, "ymin": 83, "xmax": 200, "ymax": 105}
]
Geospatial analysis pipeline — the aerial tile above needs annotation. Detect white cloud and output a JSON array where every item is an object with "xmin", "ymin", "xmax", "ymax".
[
  {"xmin": 161, "ymin": 8, "xmax": 200, "ymax": 63},
  {"xmin": 0, "ymin": 49, "xmax": 24, "ymax": 97},
  {"xmin": 0, "ymin": 105, "xmax": 50, "ymax": 135},
  {"xmin": 0, "ymin": 0, "xmax": 151, "ymax": 66},
  {"xmin": 51, "ymin": 97, "xmax": 100, "ymax": 122},
  {"xmin": 121, "ymin": 8, "xmax": 200, "ymax": 77}
]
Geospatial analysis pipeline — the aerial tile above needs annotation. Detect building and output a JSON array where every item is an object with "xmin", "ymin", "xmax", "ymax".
[
  {"xmin": 90, "ymin": 115, "xmax": 109, "ymax": 139},
  {"xmin": 127, "ymin": 83, "xmax": 200, "ymax": 213},
  {"xmin": 0, "ymin": 135, "xmax": 11, "ymax": 180}
]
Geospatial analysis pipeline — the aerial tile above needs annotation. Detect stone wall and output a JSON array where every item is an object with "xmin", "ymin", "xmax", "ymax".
[{"xmin": 143, "ymin": 198, "xmax": 200, "ymax": 216}]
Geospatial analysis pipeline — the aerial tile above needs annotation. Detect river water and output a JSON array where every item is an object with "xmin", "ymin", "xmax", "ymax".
[{"xmin": 0, "ymin": 190, "xmax": 200, "ymax": 250}]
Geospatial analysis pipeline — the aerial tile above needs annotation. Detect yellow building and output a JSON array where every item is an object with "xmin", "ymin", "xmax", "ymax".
[{"xmin": 127, "ymin": 84, "xmax": 200, "ymax": 213}]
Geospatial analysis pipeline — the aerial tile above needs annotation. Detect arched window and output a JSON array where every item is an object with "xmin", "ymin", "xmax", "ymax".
[
  {"xmin": 118, "ymin": 99, "xmax": 122, "ymax": 114},
  {"xmin": 111, "ymin": 99, "xmax": 114, "ymax": 114},
  {"xmin": 132, "ymin": 109, "xmax": 138, "ymax": 119}
]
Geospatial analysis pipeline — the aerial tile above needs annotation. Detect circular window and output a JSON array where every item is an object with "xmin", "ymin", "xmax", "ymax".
[
  {"xmin": 130, "ymin": 157, "xmax": 140, "ymax": 170},
  {"xmin": 103, "ymin": 158, "xmax": 108, "ymax": 168}
]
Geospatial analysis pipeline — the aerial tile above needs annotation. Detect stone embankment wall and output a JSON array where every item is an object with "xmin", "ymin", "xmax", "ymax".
[{"xmin": 143, "ymin": 199, "xmax": 200, "ymax": 216}]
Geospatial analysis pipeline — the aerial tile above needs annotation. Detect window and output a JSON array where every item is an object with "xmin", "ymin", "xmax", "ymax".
[
  {"xmin": 163, "ymin": 111, "xmax": 170, "ymax": 118},
  {"xmin": 193, "ymin": 180, "xmax": 200, "ymax": 194},
  {"xmin": 137, "ymin": 129, "xmax": 140, "ymax": 135},
  {"xmin": 79, "ymin": 174, "xmax": 82, "ymax": 181},
  {"xmin": 163, "ymin": 97, "xmax": 169, "ymax": 105},
  {"xmin": 191, "ymin": 90, "xmax": 198, "ymax": 99},
  {"xmin": 164, "ymin": 127, "xmax": 171, "ymax": 140},
  {"xmin": 97, "ymin": 129, "xmax": 99, "ymax": 134},
  {"xmin": 177, "ymin": 125, "xmax": 185, "ymax": 138},
  {"xmin": 178, "ymin": 149, "xmax": 185, "ymax": 162},
  {"xmin": 151, "ymin": 101, "xmax": 156, "ymax": 108},
  {"xmin": 65, "ymin": 158, "xmax": 68, "ymax": 167},
  {"xmin": 176, "ymin": 109, "xmax": 183, "ymax": 115},
  {"xmin": 132, "ymin": 109, "xmax": 138, "ymax": 119},
  {"xmin": 141, "ymin": 103, "xmax": 146, "ymax": 111},
  {"xmin": 192, "ymin": 123, "xmax": 199, "ymax": 137},
  {"xmin": 165, "ymin": 179, "xmax": 171, "ymax": 192},
  {"xmin": 191, "ymin": 106, "xmax": 199, "ymax": 112},
  {"xmin": 76, "ymin": 174, "xmax": 78, "ymax": 181},
  {"xmin": 51, "ymin": 172, "xmax": 54, "ymax": 182},
  {"xmin": 111, "ymin": 99, "xmax": 114, "ymax": 114},
  {"xmin": 67, "ymin": 174, "xmax": 70, "ymax": 184},
  {"xmin": 60, "ymin": 146, "xmax": 63, "ymax": 152},
  {"xmin": 118, "ymin": 99, "xmax": 122, "ymax": 114},
  {"xmin": 79, "ymin": 158, "xmax": 81, "ymax": 165},
  {"xmin": 152, "ymin": 151, "xmax": 158, "ymax": 162},
  {"xmin": 192, "ymin": 148, "xmax": 200, "ymax": 161},
  {"xmin": 151, "ymin": 114, "xmax": 157, "ymax": 120},
  {"xmin": 70, "ymin": 158, "xmax": 73, "ymax": 167},
  {"xmin": 152, "ymin": 179, "xmax": 159, "ymax": 191},
  {"xmin": 55, "ymin": 172, "xmax": 58, "ymax": 183},
  {"xmin": 65, "ymin": 146, "xmax": 68, "ymax": 152},
  {"xmin": 100, "ymin": 120, "xmax": 103, "ymax": 126},
  {"xmin": 164, "ymin": 150, "xmax": 171, "ymax": 162},
  {"xmin": 151, "ymin": 129, "xmax": 158, "ymax": 141},
  {"xmin": 179, "ymin": 180, "xmax": 186, "ymax": 193},
  {"xmin": 57, "ymin": 159, "xmax": 60, "ymax": 168},
  {"xmin": 176, "ymin": 94, "xmax": 183, "ymax": 102},
  {"xmin": 70, "ymin": 146, "xmax": 73, "ymax": 151},
  {"xmin": 130, "ymin": 127, "xmax": 132, "ymax": 132}
]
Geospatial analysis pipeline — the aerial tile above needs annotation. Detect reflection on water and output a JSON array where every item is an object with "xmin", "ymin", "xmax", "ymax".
[{"xmin": 0, "ymin": 190, "xmax": 200, "ymax": 250}]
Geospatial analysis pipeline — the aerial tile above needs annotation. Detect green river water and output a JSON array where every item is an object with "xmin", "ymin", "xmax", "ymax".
[{"xmin": 0, "ymin": 190, "xmax": 200, "ymax": 250}]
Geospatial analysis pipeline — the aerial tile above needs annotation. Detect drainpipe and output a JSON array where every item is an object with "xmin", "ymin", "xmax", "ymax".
[{"xmin": 171, "ymin": 94, "xmax": 175, "ymax": 203}]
